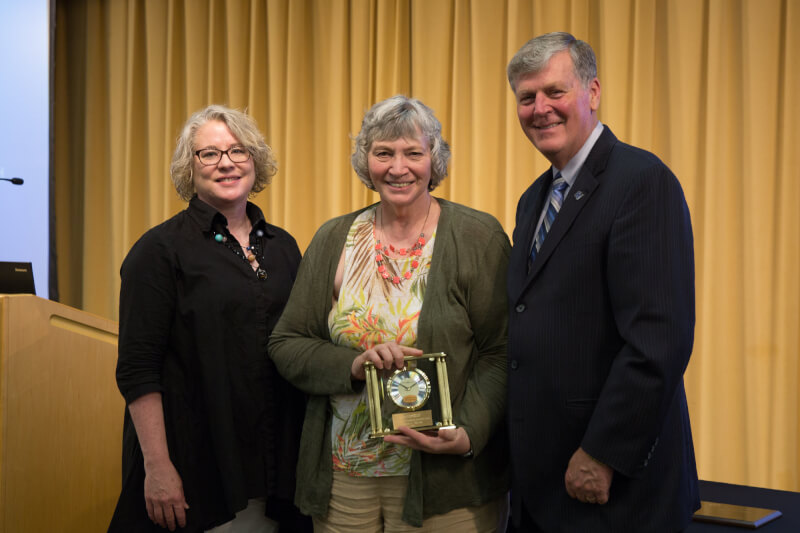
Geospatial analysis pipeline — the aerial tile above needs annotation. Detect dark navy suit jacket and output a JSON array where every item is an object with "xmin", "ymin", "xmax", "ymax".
[{"xmin": 507, "ymin": 126, "xmax": 700, "ymax": 532}]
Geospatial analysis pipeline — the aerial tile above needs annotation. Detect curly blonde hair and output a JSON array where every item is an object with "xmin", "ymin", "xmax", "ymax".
[{"xmin": 170, "ymin": 105, "xmax": 277, "ymax": 201}]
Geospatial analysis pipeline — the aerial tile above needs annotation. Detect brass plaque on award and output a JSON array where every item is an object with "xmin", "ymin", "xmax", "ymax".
[{"xmin": 363, "ymin": 352, "xmax": 455, "ymax": 438}]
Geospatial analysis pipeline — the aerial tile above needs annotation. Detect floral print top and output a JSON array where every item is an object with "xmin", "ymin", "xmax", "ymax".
[{"xmin": 328, "ymin": 206, "xmax": 436, "ymax": 477}]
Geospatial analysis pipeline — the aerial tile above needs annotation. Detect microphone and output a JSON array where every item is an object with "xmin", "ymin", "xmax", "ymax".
[{"xmin": 1, "ymin": 177, "xmax": 24, "ymax": 185}]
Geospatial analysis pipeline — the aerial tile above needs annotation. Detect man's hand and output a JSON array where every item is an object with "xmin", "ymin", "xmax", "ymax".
[{"xmin": 565, "ymin": 447, "xmax": 613, "ymax": 504}]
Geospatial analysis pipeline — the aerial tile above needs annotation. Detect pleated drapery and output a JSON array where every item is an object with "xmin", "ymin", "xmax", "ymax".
[{"xmin": 54, "ymin": 0, "xmax": 800, "ymax": 496}]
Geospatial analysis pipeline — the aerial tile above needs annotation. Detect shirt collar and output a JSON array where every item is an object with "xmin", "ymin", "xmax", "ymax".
[
  {"xmin": 552, "ymin": 120, "xmax": 604, "ymax": 187},
  {"xmin": 187, "ymin": 195, "xmax": 273, "ymax": 237}
]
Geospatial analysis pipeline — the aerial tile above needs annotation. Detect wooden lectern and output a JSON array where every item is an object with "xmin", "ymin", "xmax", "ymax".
[{"xmin": 0, "ymin": 294, "xmax": 122, "ymax": 532}]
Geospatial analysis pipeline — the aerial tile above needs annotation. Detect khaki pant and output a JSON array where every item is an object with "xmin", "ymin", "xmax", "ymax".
[{"xmin": 313, "ymin": 472, "xmax": 508, "ymax": 533}]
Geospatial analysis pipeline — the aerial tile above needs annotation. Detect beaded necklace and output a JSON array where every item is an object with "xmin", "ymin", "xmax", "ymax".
[
  {"xmin": 213, "ymin": 227, "xmax": 268, "ymax": 280},
  {"xmin": 373, "ymin": 197, "xmax": 431, "ymax": 285}
]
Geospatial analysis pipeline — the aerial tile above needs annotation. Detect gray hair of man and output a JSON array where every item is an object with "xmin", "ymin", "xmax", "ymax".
[
  {"xmin": 170, "ymin": 105, "xmax": 278, "ymax": 202},
  {"xmin": 351, "ymin": 95, "xmax": 451, "ymax": 191},
  {"xmin": 507, "ymin": 32, "xmax": 598, "ymax": 92}
]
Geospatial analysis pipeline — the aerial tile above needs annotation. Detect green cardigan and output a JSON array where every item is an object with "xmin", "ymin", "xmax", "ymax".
[{"xmin": 269, "ymin": 199, "xmax": 510, "ymax": 526}]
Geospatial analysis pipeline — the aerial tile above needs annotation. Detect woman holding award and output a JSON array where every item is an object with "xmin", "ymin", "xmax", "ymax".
[{"xmin": 269, "ymin": 95, "xmax": 510, "ymax": 531}]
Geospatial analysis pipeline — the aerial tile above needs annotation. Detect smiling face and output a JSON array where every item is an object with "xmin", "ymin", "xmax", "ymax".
[
  {"xmin": 367, "ymin": 131, "xmax": 432, "ymax": 211},
  {"xmin": 191, "ymin": 120, "xmax": 255, "ymax": 210},
  {"xmin": 514, "ymin": 50, "xmax": 600, "ymax": 169}
]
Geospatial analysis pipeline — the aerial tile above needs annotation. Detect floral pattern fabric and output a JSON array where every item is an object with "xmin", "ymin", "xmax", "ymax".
[{"xmin": 328, "ymin": 206, "xmax": 435, "ymax": 477}]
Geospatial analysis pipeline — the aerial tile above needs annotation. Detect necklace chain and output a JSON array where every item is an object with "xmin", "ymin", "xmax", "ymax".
[
  {"xmin": 374, "ymin": 198, "xmax": 431, "ymax": 285},
  {"xmin": 213, "ymin": 227, "xmax": 268, "ymax": 280}
]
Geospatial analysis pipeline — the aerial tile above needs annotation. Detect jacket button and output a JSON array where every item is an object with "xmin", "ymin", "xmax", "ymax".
[
  {"xmin": 515, "ymin": 304, "xmax": 526, "ymax": 313},
  {"xmin": 510, "ymin": 360, "xmax": 519, "ymax": 370}
]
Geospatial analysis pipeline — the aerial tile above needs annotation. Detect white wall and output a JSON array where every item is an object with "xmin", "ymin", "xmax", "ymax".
[{"xmin": 0, "ymin": 0, "xmax": 50, "ymax": 297}]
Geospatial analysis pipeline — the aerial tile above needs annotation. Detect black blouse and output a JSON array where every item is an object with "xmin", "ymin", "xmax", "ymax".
[{"xmin": 110, "ymin": 196, "xmax": 308, "ymax": 532}]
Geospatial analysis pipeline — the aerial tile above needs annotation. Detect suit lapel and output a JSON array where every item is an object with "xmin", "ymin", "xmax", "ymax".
[
  {"xmin": 526, "ymin": 170, "xmax": 598, "ymax": 280},
  {"xmin": 508, "ymin": 171, "xmax": 552, "ymax": 292},
  {"xmin": 516, "ymin": 126, "xmax": 619, "ymax": 292},
  {"xmin": 519, "ymin": 171, "xmax": 554, "ymax": 257}
]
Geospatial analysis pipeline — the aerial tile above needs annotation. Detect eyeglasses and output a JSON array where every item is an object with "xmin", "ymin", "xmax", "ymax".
[{"xmin": 194, "ymin": 146, "xmax": 251, "ymax": 166}]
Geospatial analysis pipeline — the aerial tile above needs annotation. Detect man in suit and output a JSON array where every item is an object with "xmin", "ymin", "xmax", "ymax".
[{"xmin": 505, "ymin": 32, "xmax": 700, "ymax": 532}]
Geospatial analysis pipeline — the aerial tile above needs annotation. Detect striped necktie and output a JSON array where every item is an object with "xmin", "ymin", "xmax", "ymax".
[{"xmin": 530, "ymin": 174, "xmax": 568, "ymax": 263}]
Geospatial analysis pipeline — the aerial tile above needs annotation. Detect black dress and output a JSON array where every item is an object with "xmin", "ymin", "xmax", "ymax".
[{"xmin": 109, "ymin": 196, "xmax": 310, "ymax": 532}]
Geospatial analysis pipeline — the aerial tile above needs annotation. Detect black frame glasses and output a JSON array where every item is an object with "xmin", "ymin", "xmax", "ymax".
[{"xmin": 194, "ymin": 146, "xmax": 252, "ymax": 166}]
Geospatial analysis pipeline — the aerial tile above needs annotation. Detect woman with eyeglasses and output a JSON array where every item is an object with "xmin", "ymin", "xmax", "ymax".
[{"xmin": 109, "ymin": 105, "xmax": 310, "ymax": 532}]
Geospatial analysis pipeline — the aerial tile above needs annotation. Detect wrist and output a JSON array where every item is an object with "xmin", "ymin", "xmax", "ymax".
[
  {"xmin": 585, "ymin": 450, "xmax": 606, "ymax": 466},
  {"xmin": 143, "ymin": 454, "xmax": 172, "ymax": 472}
]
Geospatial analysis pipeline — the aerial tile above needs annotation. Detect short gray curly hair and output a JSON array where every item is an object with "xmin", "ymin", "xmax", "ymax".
[
  {"xmin": 351, "ymin": 95, "xmax": 451, "ymax": 191},
  {"xmin": 507, "ymin": 32, "xmax": 597, "ymax": 92},
  {"xmin": 170, "ymin": 105, "xmax": 277, "ymax": 202}
]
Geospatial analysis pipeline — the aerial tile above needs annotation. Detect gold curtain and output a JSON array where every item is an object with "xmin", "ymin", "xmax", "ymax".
[{"xmin": 54, "ymin": 0, "xmax": 800, "ymax": 492}]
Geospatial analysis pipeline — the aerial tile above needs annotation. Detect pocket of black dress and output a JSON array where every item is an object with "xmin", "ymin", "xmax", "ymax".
[{"xmin": 565, "ymin": 398, "xmax": 598, "ymax": 409}]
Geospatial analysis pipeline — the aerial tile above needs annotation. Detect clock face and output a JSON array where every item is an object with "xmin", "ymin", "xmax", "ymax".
[{"xmin": 388, "ymin": 368, "xmax": 431, "ymax": 410}]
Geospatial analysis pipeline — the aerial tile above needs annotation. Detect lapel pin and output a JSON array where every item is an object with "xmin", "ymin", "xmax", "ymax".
[{"xmin": 574, "ymin": 191, "xmax": 584, "ymax": 200}]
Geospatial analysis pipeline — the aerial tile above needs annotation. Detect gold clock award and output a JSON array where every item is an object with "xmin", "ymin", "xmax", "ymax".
[{"xmin": 363, "ymin": 352, "xmax": 455, "ymax": 438}]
